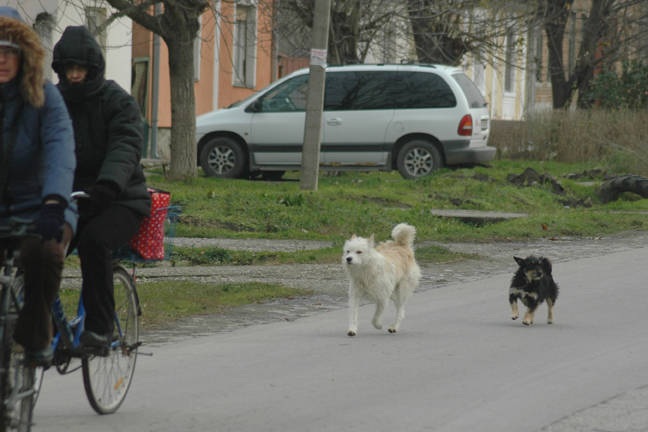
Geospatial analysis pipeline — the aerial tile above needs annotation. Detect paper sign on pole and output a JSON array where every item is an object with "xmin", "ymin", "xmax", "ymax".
[{"xmin": 310, "ymin": 49, "xmax": 327, "ymax": 67}]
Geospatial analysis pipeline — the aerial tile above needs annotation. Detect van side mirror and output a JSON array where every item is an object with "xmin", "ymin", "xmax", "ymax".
[{"xmin": 247, "ymin": 100, "xmax": 262, "ymax": 113}]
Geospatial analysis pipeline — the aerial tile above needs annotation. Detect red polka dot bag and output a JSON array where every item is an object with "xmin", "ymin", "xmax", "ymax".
[{"xmin": 128, "ymin": 187, "xmax": 171, "ymax": 260}]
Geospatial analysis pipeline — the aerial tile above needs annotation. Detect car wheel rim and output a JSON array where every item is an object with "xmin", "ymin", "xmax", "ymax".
[
  {"xmin": 208, "ymin": 146, "xmax": 236, "ymax": 175},
  {"xmin": 404, "ymin": 148, "xmax": 433, "ymax": 177}
]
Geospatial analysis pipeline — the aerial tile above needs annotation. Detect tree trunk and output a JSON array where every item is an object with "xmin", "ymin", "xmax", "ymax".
[
  {"xmin": 328, "ymin": 6, "xmax": 361, "ymax": 64},
  {"xmin": 105, "ymin": 0, "xmax": 207, "ymax": 180},
  {"xmin": 543, "ymin": 0, "xmax": 573, "ymax": 109},
  {"xmin": 166, "ymin": 38, "xmax": 197, "ymax": 180},
  {"xmin": 543, "ymin": 0, "xmax": 615, "ymax": 109},
  {"xmin": 407, "ymin": 0, "xmax": 467, "ymax": 65}
]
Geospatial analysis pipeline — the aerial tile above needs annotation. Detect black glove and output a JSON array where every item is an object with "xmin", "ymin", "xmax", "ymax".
[
  {"xmin": 36, "ymin": 203, "xmax": 66, "ymax": 242},
  {"xmin": 88, "ymin": 182, "xmax": 118, "ymax": 215}
]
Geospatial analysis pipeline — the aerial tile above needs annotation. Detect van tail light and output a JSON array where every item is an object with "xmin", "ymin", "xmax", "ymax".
[{"xmin": 458, "ymin": 115, "xmax": 473, "ymax": 136}]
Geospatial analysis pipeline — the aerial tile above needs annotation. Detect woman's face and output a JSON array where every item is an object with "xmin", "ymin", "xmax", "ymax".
[
  {"xmin": 0, "ymin": 47, "xmax": 20, "ymax": 83},
  {"xmin": 66, "ymin": 64, "xmax": 88, "ymax": 84}
]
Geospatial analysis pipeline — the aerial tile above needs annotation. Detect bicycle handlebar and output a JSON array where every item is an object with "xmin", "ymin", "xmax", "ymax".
[{"xmin": 71, "ymin": 191, "xmax": 91, "ymax": 201}]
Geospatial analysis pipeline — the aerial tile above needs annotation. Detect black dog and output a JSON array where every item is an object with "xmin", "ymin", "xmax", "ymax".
[{"xmin": 509, "ymin": 256, "xmax": 559, "ymax": 325}]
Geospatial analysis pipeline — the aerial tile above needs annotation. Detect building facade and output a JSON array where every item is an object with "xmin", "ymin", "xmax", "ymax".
[{"xmin": 12, "ymin": 0, "xmax": 132, "ymax": 91}]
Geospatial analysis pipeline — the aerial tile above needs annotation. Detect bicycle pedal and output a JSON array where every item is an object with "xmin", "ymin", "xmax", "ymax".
[{"xmin": 83, "ymin": 345, "xmax": 110, "ymax": 357}]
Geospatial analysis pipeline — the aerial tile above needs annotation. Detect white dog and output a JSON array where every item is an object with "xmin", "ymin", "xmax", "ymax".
[{"xmin": 342, "ymin": 223, "xmax": 421, "ymax": 336}]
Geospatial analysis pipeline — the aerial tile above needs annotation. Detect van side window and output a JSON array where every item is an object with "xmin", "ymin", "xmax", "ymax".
[
  {"xmin": 325, "ymin": 71, "xmax": 399, "ymax": 110},
  {"xmin": 259, "ymin": 74, "xmax": 309, "ymax": 112},
  {"xmin": 394, "ymin": 72, "xmax": 457, "ymax": 109}
]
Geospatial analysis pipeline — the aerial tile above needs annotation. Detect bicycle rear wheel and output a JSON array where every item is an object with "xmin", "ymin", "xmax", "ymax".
[
  {"xmin": 1, "ymin": 275, "xmax": 41, "ymax": 432},
  {"xmin": 82, "ymin": 266, "xmax": 139, "ymax": 414}
]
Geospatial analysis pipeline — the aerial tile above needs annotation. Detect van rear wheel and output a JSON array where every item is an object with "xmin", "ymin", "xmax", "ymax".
[
  {"xmin": 397, "ymin": 139, "xmax": 442, "ymax": 179},
  {"xmin": 200, "ymin": 137, "xmax": 247, "ymax": 178}
]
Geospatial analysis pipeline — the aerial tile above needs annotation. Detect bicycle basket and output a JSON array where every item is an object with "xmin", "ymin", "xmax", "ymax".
[{"xmin": 113, "ymin": 205, "xmax": 182, "ymax": 262}]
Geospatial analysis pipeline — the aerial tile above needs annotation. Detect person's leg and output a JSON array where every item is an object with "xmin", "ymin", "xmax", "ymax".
[
  {"xmin": 77, "ymin": 205, "xmax": 142, "ymax": 338},
  {"xmin": 14, "ymin": 225, "xmax": 73, "ymax": 352}
]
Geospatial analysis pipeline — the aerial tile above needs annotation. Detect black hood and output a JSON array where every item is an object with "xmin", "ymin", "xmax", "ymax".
[
  {"xmin": 53, "ymin": 26, "xmax": 107, "ymax": 102},
  {"xmin": 52, "ymin": 26, "xmax": 105, "ymax": 76}
]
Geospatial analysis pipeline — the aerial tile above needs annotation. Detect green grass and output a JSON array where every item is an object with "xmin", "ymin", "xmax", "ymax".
[
  {"xmin": 58, "ymin": 282, "xmax": 308, "ymax": 330},
  {"xmin": 145, "ymin": 159, "xmax": 648, "ymax": 245}
]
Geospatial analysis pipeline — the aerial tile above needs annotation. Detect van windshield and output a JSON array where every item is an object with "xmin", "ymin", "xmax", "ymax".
[{"xmin": 452, "ymin": 73, "xmax": 487, "ymax": 108}]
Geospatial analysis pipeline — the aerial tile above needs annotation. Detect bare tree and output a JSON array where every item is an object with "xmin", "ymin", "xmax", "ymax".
[
  {"xmin": 263, "ymin": 0, "xmax": 534, "ymax": 71},
  {"xmin": 540, "ymin": 0, "xmax": 648, "ymax": 109},
  {"xmin": 105, "ymin": 0, "xmax": 210, "ymax": 180},
  {"xmin": 266, "ymin": 0, "xmax": 398, "ymax": 65}
]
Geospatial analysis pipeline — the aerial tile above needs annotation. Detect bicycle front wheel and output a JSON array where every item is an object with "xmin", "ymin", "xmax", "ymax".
[
  {"xmin": 82, "ymin": 266, "xmax": 139, "ymax": 415},
  {"xmin": 0, "ymin": 275, "xmax": 40, "ymax": 432}
]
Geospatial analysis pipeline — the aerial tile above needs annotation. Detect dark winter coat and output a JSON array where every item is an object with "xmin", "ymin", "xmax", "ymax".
[
  {"xmin": 0, "ymin": 7, "xmax": 77, "ymax": 231},
  {"xmin": 52, "ymin": 26, "xmax": 151, "ymax": 217}
]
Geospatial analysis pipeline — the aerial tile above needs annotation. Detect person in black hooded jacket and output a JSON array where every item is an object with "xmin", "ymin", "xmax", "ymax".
[{"xmin": 52, "ymin": 26, "xmax": 151, "ymax": 352}]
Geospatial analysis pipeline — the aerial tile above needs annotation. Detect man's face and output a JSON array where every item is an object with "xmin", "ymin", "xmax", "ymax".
[
  {"xmin": 66, "ymin": 64, "xmax": 88, "ymax": 84},
  {"xmin": 0, "ymin": 47, "xmax": 21, "ymax": 83}
]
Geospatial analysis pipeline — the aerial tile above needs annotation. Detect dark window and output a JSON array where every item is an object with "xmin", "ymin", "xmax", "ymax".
[
  {"xmin": 325, "ymin": 71, "xmax": 399, "ymax": 110},
  {"xmin": 393, "ymin": 72, "xmax": 456, "ymax": 109},
  {"xmin": 259, "ymin": 74, "xmax": 309, "ymax": 112},
  {"xmin": 452, "ymin": 73, "xmax": 487, "ymax": 108}
]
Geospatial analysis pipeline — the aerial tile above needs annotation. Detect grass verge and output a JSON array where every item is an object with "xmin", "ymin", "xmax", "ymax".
[
  {"xmin": 146, "ymin": 159, "xmax": 648, "ymax": 245},
  {"xmin": 58, "ymin": 282, "xmax": 309, "ymax": 330}
]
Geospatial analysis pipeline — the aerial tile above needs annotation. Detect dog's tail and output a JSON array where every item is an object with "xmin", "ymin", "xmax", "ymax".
[{"xmin": 391, "ymin": 223, "xmax": 416, "ymax": 247}]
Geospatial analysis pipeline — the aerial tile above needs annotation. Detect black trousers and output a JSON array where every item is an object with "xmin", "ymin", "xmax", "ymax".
[{"xmin": 68, "ymin": 205, "xmax": 143, "ymax": 336}]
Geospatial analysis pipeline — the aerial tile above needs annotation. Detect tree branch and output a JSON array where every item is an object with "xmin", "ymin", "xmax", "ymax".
[{"xmin": 105, "ymin": 0, "xmax": 165, "ymax": 35}]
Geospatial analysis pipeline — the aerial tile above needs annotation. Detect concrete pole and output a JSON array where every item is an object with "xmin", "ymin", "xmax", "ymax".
[{"xmin": 299, "ymin": 0, "xmax": 331, "ymax": 191}]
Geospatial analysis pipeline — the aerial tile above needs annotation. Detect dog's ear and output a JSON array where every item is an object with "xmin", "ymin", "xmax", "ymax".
[
  {"xmin": 368, "ymin": 234, "xmax": 375, "ymax": 246},
  {"xmin": 351, "ymin": 234, "xmax": 357, "ymax": 239},
  {"xmin": 541, "ymin": 257, "xmax": 553, "ymax": 275},
  {"xmin": 514, "ymin": 256, "xmax": 524, "ymax": 266}
]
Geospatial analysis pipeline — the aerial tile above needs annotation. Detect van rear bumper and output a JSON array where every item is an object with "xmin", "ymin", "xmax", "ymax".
[{"xmin": 443, "ymin": 140, "xmax": 496, "ymax": 165}]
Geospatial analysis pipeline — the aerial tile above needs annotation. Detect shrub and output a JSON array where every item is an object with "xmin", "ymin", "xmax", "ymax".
[{"xmin": 583, "ymin": 60, "xmax": 648, "ymax": 110}]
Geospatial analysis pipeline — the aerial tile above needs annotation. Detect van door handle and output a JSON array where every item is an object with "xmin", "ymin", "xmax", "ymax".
[{"xmin": 327, "ymin": 118, "xmax": 343, "ymax": 126}]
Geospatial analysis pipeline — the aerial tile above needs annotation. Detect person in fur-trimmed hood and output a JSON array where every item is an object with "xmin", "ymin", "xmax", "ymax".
[
  {"xmin": 0, "ymin": 7, "xmax": 76, "ymax": 367},
  {"xmin": 52, "ymin": 26, "xmax": 151, "ymax": 354}
]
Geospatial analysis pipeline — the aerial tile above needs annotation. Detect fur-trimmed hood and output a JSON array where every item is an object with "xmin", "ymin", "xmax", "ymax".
[{"xmin": 0, "ymin": 7, "xmax": 45, "ymax": 107}]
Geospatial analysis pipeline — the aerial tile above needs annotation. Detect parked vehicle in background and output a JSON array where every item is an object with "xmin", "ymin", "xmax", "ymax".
[{"xmin": 196, "ymin": 64, "xmax": 494, "ymax": 180}]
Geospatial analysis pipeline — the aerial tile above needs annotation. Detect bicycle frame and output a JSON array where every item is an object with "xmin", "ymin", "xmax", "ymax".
[
  {"xmin": 50, "ymin": 294, "xmax": 83, "ymax": 354},
  {"xmin": 50, "ymin": 266, "xmax": 132, "ymax": 364}
]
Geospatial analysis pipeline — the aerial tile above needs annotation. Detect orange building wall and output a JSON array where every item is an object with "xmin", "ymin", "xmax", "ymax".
[
  {"xmin": 215, "ymin": 1, "xmax": 274, "ymax": 111},
  {"xmin": 133, "ymin": 3, "xmax": 275, "ymax": 126}
]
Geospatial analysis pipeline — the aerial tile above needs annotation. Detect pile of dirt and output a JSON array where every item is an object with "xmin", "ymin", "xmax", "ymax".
[{"xmin": 507, "ymin": 167, "xmax": 565, "ymax": 194}]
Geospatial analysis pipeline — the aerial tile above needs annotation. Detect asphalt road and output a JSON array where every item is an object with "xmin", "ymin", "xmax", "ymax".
[{"xmin": 33, "ymin": 245, "xmax": 648, "ymax": 432}]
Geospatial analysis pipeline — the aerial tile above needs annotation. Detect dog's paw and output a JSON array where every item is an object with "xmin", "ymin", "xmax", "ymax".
[
  {"xmin": 511, "ymin": 314, "xmax": 519, "ymax": 320},
  {"xmin": 522, "ymin": 318, "xmax": 532, "ymax": 325},
  {"xmin": 547, "ymin": 318, "xmax": 554, "ymax": 324},
  {"xmin": 371, "ymin": 319, "xmax": 383, "ymax": 330},
  {"xmin": 347, "ymin": 330, "xmax": 357, "ymax": 337},
  {"xmin": 388, "ymin": 328, "xmax": 397, "ymax": 333}
]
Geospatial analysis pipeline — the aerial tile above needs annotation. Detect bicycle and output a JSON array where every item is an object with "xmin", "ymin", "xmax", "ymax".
[
  {"xmin": 0, "ymin": 218, "xmax": 41, "ymax": 432},
  {"xmin": 0, "ymin": 196, "xmax": 181, "ymax": 431}
]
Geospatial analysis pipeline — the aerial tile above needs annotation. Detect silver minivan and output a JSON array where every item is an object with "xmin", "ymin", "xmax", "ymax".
[{"xmin": 196, "ymin": 64, "xmax": 495, "ymax": 180}]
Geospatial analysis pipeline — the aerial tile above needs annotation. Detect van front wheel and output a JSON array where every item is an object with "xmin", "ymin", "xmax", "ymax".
[
  {"xmin": 200, "ymin": 137, "xmax": 247, "ymax": 178},
  {"xmin": 397, "ymin": 140, "xmax": 442, "ymax": 179}
]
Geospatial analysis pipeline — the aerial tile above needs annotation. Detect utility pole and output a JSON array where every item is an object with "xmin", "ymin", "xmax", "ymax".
[{"xmin": 299, "ymin": 0, "xmax": 331, "ymax": 191}]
